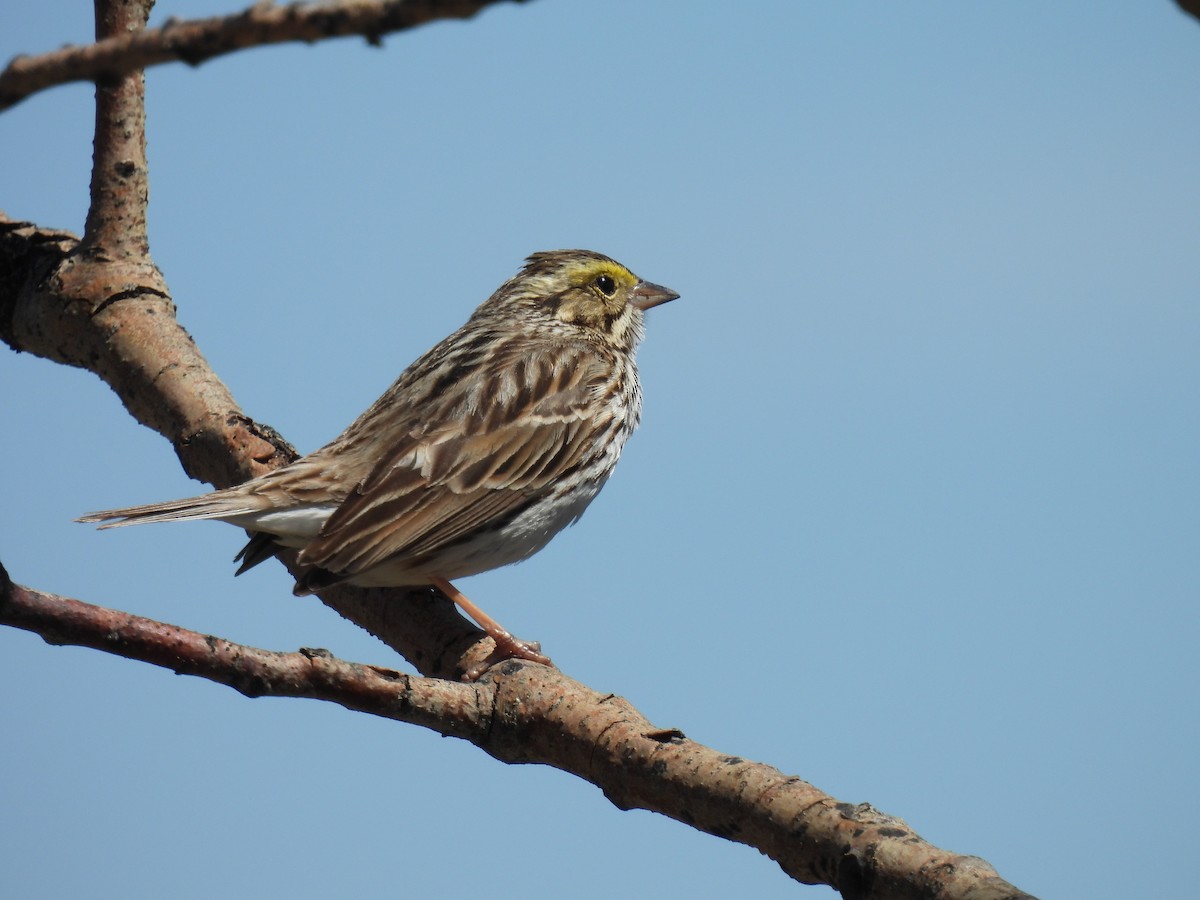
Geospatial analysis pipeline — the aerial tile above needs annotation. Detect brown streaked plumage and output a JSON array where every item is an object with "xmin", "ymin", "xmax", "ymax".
[{"xmin": 80, "ymin": 249, "xmax": 677, "ymax": 677}]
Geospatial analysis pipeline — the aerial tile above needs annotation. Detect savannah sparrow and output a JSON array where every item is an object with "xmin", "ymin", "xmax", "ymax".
[{"xmin": 80, "ymin": 249, "xmax": 677, "ymax": 674}]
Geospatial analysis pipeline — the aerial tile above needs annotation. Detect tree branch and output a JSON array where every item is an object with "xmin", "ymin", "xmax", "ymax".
[
  {"xmin": 0, "ymin": 562, "xmax": 482, "ymax": 735},
  {"xmin": 0, "ymin": 562, "xmax": 1033, "ymax": 900},
  {"xmin": 0, "ymin": 0, "xmax": 529, "ymax": 112},
  {"xmin": 1, "ymin": 2, "xmax": 1037, "ymax": 895},
  {"xmin": 0, "ymin": 0, "xmax": 295, "ymax": 492}
]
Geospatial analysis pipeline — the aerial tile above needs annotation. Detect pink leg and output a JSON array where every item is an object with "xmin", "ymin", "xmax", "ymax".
[{"xmin": 431, "ymin": 577, "xmax": 554, "ymax": 677}]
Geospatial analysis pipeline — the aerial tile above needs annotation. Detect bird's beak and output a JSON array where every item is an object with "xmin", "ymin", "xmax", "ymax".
[{"xmin": 630, "ymin": 280, "xmax": 680, "ymax": 311}]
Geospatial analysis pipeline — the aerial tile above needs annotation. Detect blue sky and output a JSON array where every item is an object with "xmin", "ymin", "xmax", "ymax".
[{"xmin": 2, "ymin": 2, "xmax": 1198, "ymax": 897}]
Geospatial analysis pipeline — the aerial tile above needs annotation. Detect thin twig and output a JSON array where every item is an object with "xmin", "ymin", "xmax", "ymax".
[{"xmin": 0, "ymin": 0, "xmax": 528, "ymax": 112}]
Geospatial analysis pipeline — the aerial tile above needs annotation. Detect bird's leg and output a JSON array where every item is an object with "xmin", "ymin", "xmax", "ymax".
[{"xmin": 430, "ymin": 577, "xmax": 554, "ymax": 678}]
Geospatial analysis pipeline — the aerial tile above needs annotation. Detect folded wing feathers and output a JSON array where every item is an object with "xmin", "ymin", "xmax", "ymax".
[{"xmin": 294, "ymin": 351, "xmax": 610, "ymax": 577}]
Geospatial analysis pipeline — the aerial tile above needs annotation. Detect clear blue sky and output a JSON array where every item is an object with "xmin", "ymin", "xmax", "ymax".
[{"xmin": 3, "ymin": 3, "xmax": 1198, "ymax": 897}]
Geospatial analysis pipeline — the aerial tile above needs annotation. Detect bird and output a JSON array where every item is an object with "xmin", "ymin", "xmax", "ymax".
[{"xmin": 79, "ymin": 249, "xmax": 678, "ymax": 676}]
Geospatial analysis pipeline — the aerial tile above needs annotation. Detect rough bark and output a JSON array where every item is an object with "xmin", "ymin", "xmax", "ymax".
[{"xmin": 0, "ymin": 568, "xmax": 1033, "ymax": 900}]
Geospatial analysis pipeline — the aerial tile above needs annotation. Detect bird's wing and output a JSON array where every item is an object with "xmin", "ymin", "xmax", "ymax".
[{"xmin": 295, "ymin": 343, "xmax": 617, "ymax": 581}]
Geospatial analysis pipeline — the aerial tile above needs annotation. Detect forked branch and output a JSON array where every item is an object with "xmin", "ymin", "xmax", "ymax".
[{"xmin": 0, "ymin": 1, "xmax": 1037, "ymax": 895}]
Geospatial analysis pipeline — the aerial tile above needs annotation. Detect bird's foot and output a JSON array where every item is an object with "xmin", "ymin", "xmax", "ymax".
[
  {"xmin": 462, "ymin": 633, "xmax": 554, "ymax": 682},
  {"xmin": 430, "ymin": 577, "xmax": 555, "ymax": 681}
]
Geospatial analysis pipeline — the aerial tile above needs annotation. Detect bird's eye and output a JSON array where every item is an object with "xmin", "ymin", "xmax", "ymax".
[{"xmin": 595, "ymin": 274, "xmax": 617, "ymax": 296}]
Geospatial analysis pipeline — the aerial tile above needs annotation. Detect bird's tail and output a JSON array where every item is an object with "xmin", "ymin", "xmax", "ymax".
[{"xmin": 77, "ymin": 491, "xmax": 263, "ymax": 529}]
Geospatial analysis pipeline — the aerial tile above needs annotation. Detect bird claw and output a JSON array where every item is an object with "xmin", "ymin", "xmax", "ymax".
[{"xmin": 461, "ymin": 634, "xmax": 554, "ymax": 682}]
